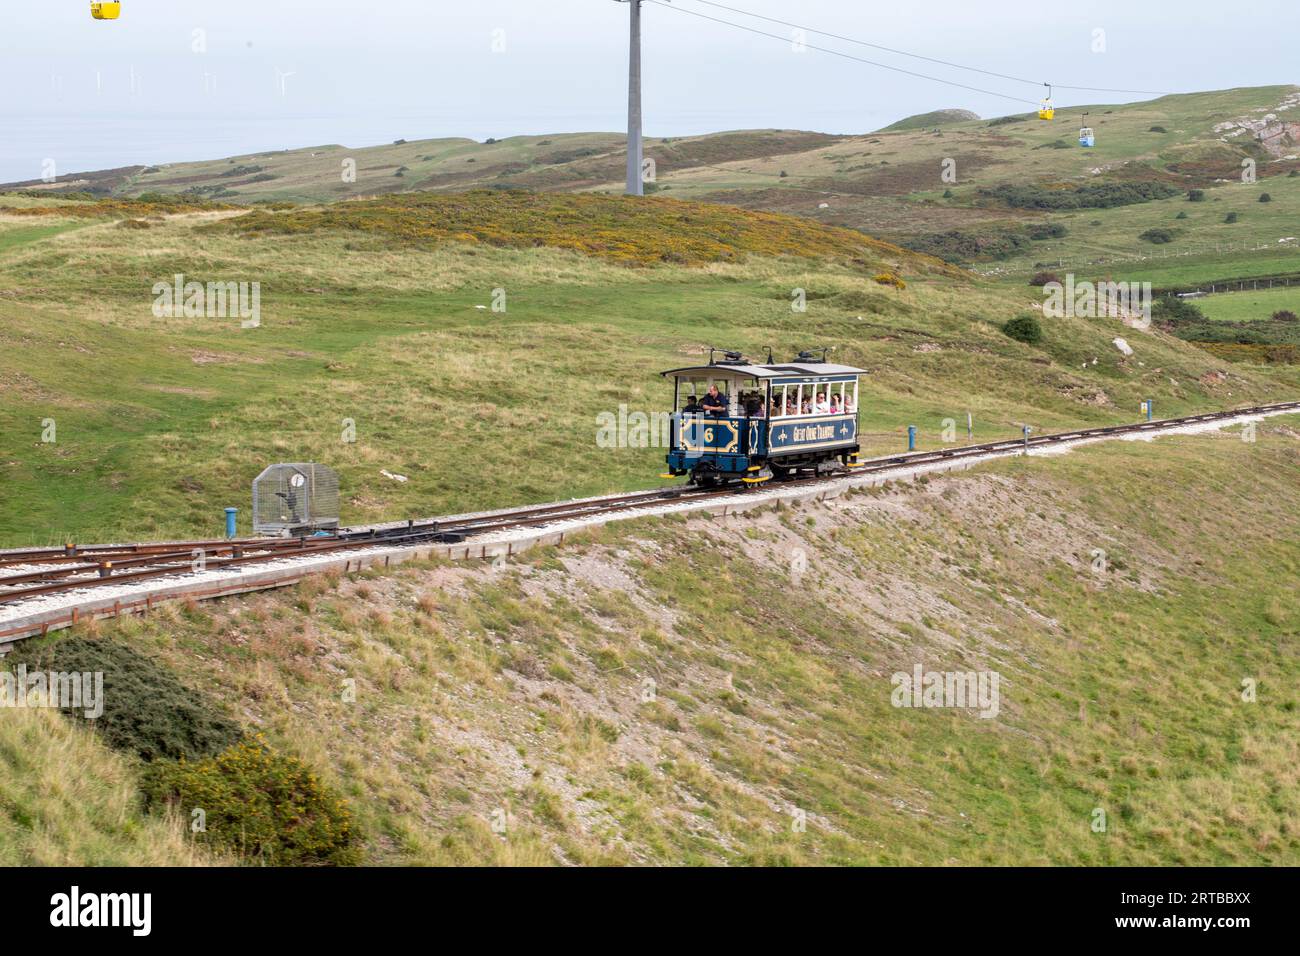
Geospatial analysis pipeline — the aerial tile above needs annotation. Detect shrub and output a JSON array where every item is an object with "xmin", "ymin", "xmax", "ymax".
[
  {"xmin": 873, "ymin": 271, "xmax": 906, "ymax": 290},
  {"xmin": 1139, "ymin": 228, "xmax": 1176, "ymax": 244},
  {"xmin": 5, "ymin": 635, "xmax": 241, "ymax": 761},
  {"xmin": 1148, "ymin": 125, "xmax": 1167, "ymax": 133},
  {"xmin": 1224, "ymin": 212, "xmax": 1239, "ymax": 223},
  {"xmin": 903, "ymin": 227, "xmax": 1032, "ymax": 263},
  {"xmin": 1027, "ymin": 222, "xmax": 1068, "ymax": 240},
  {"xmin": 942, "ymin": 188, "xmax": 953, "ymax": 198},
  {"xmin": 219, "ymin": 164, "xmax": 264, "ymax": 178},
  {"xmin": 1029, "ymin": 270, "xmax": 1060, "ymax": 287},
  {"xmin": 144, "ymin": 736, "xmax": 360, "ymax": 866},
  {"xmin": 779, "ymin": 170, "xmax": 789, "ymax": 178},
  {"xmin": 217, "ymin": 190, "xmax": 917, "ymax": 269},
  {"xmin": 1187, "ymin": 189, "xmax": 1205, "ymax": 202},
  {"xmin": 1175, "ymin": 211, "xmax": 1189, "ymax": 219},
  {"xmin": 1273, "ymin": 310, "xmax": 1298, "ymax": 322},
  {"xmin": 1002, "ymin": 314, "xmax": 1043, "ymax": 344},
  {"xmin": 1258, "ymin": 193, "xmax": 1272, "ymax": 203},
  {"xmin": 484, "ymin": 137, "xmax": 498, "ymax": 145},
  {"xmin": 1153, "ymin": 295, "xmax": 1206, "ymax": 323},
  {"xmin": 981, "ymin": 181, "xmax": 1181, "ymax": 210},
  {"xmin": 1290, "ymin": 170, "xmax": 1299, "ymax": 178},
  {"xmin": 1194, "ymin": 342, "xmax": 1300, "ymax": 364}
]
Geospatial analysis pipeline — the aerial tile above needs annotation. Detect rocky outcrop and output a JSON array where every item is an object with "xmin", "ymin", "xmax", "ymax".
[{"xmin": 1214, "ymin": 91, "xmax": 1300, "ymax": 157}]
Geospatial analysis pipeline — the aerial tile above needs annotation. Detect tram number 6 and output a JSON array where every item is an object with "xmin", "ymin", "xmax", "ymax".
[{"xmin": 704, "ymin": 427, "xmax": 715, "ymax": 444}]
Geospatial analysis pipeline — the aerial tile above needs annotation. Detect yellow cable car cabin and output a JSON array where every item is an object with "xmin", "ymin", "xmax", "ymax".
[
  {"xmin": 90, "ymin": 2, "xmax": 121, "ymax": 19},
  {"xmin": 1037, "ymin": 84, "xmax": 1054, "ymax": 120}
]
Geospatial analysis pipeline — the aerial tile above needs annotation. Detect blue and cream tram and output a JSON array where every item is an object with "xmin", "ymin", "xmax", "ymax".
[{"xmin": 661, "ymin": 351, "xmax": 865, "ymax": 486}]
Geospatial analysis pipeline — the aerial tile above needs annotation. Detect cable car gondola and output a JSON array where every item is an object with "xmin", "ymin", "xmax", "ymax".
[
  {"xmin": 1078, "ymin": 112, "xmax": 1094, "ymax": 147},
  {"xmin": 90, "ymin": 2, "xmax": 121, "ymax": 19},
  {"xmin": 1037, "ymin": 83, "xmax": 1054, "ymax": 121}
]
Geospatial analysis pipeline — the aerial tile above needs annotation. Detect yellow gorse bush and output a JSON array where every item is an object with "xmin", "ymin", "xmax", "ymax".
[
  {"xmin": 144, "ymin": 734, "xmax": 359, "ymax": 866},
  {"xmin": 216, "ymin": 190, "xmax": 938, "ymax": 271}
]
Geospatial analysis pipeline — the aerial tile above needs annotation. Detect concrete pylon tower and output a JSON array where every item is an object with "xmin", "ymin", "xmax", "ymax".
[{"xmin": 621, "ymin": 0, "xmax": 644, "ymax": 196}]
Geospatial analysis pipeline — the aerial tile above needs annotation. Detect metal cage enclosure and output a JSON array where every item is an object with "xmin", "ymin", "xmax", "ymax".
[{"xmin": 251, "ymin": 463, "xmax": 341, "ymax": 535}]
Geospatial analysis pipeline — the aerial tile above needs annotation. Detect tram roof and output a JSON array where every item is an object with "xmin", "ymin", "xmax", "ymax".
[{"xmin": 661, "ymin": 362, "xmax": 864, "ymax": 380}]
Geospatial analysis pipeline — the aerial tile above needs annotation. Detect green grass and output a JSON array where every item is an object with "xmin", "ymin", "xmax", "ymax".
[
  {"xmin": 972, "ymin": 173, "xmax": 1300, "ymax": 283},
  {"xmin": 3, "ymin": 173, "xmax": 1298, "ymax": 866},
  {"xmin": 6, "ymin": 84, "xmax": 1297, "ymax": 297},
  {"xmin": 1196, "ymin": 286, "xmax": 1300, "ymax": 322},
  {"xmin": 0, "ymin": 705, "xmax": 223, "ymax": 865},
  {"xmin": 0, "ymin": 220, "xmax": 87, "ymax": 253},
  {"xmin": 57, "ymin": 419, "xmax": 1300, "ymax": 865},
  {"xmin": 0, "ymin": 196, "xmax": 1295, "ymax": 546}
]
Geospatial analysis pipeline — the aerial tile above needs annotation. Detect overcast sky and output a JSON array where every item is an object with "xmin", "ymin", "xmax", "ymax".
[{"xmin": 0, "ymin": 0, "xmax": 1294, "ymax": 181}]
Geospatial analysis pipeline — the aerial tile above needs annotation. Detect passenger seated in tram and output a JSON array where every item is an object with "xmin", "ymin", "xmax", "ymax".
[
  {"xmin": 844, "ymin": 392, "xmax": 856, "ymax": 414},
  {"xmin": 814, "ymin": 391, "xmax": 830, "ymax": 414},
  {"xmin": 700, "ymin": 384, "xmax": 728, "ymax": 417},
  {"xmin": 681, "ymin": 394, "xmax": 702, "ymax": 414},
  {"xmin": 829, "ymin": 394, "xmax": 841, "ymax": 414},
  {"xmin": 744, "ymin": 392, "xmax": 765, "ymax": 418}
]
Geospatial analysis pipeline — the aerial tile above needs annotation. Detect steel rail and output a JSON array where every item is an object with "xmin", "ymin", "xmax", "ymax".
[{"xmin": 2, "ymin": 400, "xmax": 1296, "ymax": 611}]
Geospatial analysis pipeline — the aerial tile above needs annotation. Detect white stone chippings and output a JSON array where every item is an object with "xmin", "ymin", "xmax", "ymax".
[
  {"xmin": 0, "ymin": 544, "xmax": 413, "ymax": 627},
  {"xmin": 2, "ymin": 408, "xmax": 1296, "ymax": 635}
]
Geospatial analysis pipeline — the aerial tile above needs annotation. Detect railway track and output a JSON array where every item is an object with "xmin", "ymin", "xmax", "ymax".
[
  {"xmin": 1, "ymin": 400, "xmax": 1297, "ymax": 636},
  {"xmin": 0, "ymin": 487, "xmax": 736, "ymax": 610}
]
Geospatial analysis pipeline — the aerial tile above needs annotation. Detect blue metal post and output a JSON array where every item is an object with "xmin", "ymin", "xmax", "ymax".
[
  {"xmin": 224, "ymin": 507, "xmax": 238, "ymax": 539},
  {"xmin": 907, "ymin": 425, "xmax": 917, "ymax": 451},
  {"xmin": 1144, "ymin": 400, "xmax": 1153, "ymax": 421}
]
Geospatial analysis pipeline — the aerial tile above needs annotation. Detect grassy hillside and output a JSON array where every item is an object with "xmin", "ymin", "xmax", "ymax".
[
  {"xmin": 881, "ymin": 109, "xmax": 981, "ymax": 132},
  {"xmin": 2, "ymin": 191, "xmax": 1295, "ymax": 546},
  {"xmin": 0, "ymin": 706, "xmax": 220, "ymax": 865},
  {"xmin": 2, "ymin": 95, "xmax": 1299, "ymax": 867},
  {"xmin": 11, "ymin": 419, "xmax": 1299, "ymax": 865},
  {"xmin": 7, "ymin": 86, "xmax": 1296, "ymax": 293}
]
